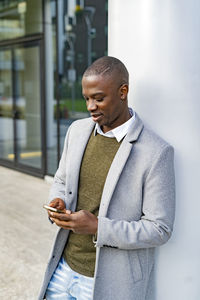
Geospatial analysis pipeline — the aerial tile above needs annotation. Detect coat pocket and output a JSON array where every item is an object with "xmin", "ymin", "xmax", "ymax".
[{"xmin": 127, "ymin": 250, "xmax": 143, "ymax": 283}]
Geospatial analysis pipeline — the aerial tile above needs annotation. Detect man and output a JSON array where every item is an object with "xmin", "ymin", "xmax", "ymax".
[{"xmin": 39, "ymin": 56, "xmax": 175, "ymax": 300}]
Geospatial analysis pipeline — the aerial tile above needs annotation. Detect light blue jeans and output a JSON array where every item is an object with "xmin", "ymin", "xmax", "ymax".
[{"xmin": 45, "ymin": 257, "xmax": 94, "ymax": 300}]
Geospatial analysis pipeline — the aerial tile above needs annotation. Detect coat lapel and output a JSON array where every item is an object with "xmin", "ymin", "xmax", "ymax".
[{"xmin": 99, "ymin": 113, "xmax": 144, "ymax": 216}]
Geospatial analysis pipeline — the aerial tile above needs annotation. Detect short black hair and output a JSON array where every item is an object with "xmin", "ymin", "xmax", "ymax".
[{"xmin": 83, "ymin": 56, "xmax": 129, "ymax": 85}]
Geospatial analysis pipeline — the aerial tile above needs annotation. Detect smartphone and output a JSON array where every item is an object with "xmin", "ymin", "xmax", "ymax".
[{"xmin": 43, "ymin": 204, "xmax": 64, "ymax": 213}]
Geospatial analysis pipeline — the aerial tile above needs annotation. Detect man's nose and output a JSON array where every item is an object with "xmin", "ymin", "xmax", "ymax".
[{"xmin": 87, "ymin": 99, "xmax": 97, "ymax": 111}]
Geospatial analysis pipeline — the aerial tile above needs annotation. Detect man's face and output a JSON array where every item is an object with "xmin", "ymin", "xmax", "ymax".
[{"xmin": 82, "ymin": 74, "xmax": 128, "ymax": 133}]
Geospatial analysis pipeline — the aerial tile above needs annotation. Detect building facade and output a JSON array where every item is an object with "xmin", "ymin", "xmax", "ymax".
[{"xmin": 0, "ymin": 0, "xmax": 107, "ymax": 177}]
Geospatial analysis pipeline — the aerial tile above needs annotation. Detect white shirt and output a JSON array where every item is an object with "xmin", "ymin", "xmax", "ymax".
[{"xmin": 94, "ymin": 108, "xmax": 135, "ymax": 142}]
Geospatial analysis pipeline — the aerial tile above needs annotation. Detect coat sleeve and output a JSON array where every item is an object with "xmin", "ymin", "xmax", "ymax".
[
  {"xmin": 48, "ymin": 125, "xmax": 72, "ymax": 202},
  {"xmin": 96, "ymin": 145, "xmax": 176, "ymax": 250}
]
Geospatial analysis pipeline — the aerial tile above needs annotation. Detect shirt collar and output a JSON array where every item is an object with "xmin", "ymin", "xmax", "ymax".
[{"xmin": 94, "ymin": 108, "xmax": 135, "ymax": 142}]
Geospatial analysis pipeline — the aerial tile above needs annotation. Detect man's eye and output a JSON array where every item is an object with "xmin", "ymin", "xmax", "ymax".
[{"xmin": 95, "ymin": 98, "xmax": 104, "ymax": 102}]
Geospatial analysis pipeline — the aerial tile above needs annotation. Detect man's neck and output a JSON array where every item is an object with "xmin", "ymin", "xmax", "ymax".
[{"xmin": 102, "ymin": 107, "xmax": 132, "ymax": 133}]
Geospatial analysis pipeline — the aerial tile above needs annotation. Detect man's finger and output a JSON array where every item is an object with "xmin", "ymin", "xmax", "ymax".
[
  {"xmin": 49, "ymin": 211, "xmax": 72, "ymax": 221},
  {"xmin": 51, "ymin": 218, "xmax": 73, "ymax": 229}
]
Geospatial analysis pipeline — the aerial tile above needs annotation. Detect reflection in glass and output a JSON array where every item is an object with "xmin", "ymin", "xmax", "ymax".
[
  {"xmin": 0, "ymin": 0, "xmax": 42, "ymax": 41},
  {"xmin": 15, "ymin": 46, "xmax": 42, "ymax": 169},
  {"xmin": 45, "ymin": 0, "xmax": 108, "ymax": 175},
  {"xmin": 59, "ymin": 1, "xmax": 108, "ymax": 153},
  {"xmin": 0, "ymin": 49, "xmax": 14, "ymax": 161}
]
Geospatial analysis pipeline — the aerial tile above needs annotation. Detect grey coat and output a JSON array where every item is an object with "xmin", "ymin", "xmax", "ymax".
[{"xmin": 38, "ymin": 113, "xmax": 175, "ymax": 300}]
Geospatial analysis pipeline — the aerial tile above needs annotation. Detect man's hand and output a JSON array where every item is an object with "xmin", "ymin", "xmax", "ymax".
[
  {"xmin": 49, "ymin": 198, "xmax": 66, "ymax": 211},
  {"xmin": 49, "ymin": 210, "xmax": 98, "ymax": 235},
  {"xmin": 48, "ymin": 198, "xmax": 71, "ymax": 220}
]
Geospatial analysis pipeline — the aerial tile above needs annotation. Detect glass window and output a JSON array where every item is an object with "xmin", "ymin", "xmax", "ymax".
[
  {"xmin": 15, "ymin": 45, "xmax": 42, "ymax": 169},
  {"xmin": 0, "ymin": 49, "xmax": 14, "ymax": 161},
  {"xmin": 0, "ymin": 0, "xmax": 42, "ymax": 41},
  {"xmin": 59, "ymin": 0, "xmax": 108, "ymax": 155},
  {"xmin": 45, "ymin": 0, "xmax": 108, "ymax": 175}
]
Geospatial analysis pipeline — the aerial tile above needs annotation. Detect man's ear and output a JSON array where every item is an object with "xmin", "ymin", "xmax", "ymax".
[{"xmin": 120, "ymin": 84, "xmax": 129, "ymax": 100}]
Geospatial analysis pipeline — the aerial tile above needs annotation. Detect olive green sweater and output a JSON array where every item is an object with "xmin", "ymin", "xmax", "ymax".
[{"xmin": 63, "ymin": 131, "xmax": 121, "ymax": 277}]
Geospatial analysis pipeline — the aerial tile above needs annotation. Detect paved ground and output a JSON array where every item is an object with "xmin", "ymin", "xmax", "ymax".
[{"xmin": 0, "ymin": 166, "xmax": 58, "ymax": 299}]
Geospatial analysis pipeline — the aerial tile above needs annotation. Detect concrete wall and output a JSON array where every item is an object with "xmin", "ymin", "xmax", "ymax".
[{"xmin": 108, "ymin": 1, "xmax": 200, "ymax": 299}]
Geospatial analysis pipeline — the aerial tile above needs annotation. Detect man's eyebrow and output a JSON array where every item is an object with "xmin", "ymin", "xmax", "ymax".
[
  {"xmin": 82, "ymin": 92, "xmax": 105, "ymax": 97},
  {"xmin": 93, "ymin": 92, "xmax": 104, "ymax": 97}
]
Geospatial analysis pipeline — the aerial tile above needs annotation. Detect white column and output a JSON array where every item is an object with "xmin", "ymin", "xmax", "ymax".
[
  {"xmin": 108, "ymin": 1, "xmax": 200, "ymax": 299},
  {"xmin": 44, "ymin": 0, "xmax": 54, "ymax": 148}
]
